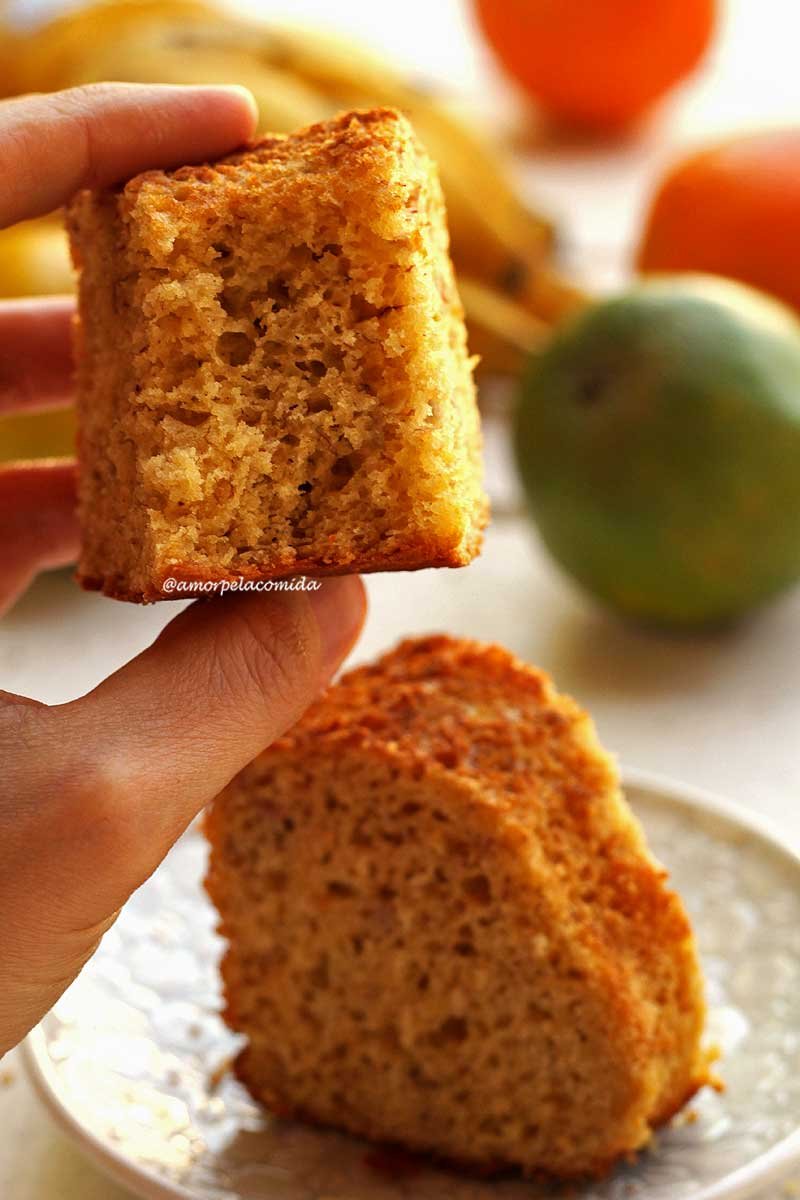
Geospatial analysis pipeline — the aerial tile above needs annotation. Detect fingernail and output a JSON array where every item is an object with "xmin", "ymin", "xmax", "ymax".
[
  {"xmin": 218, "ymin": 84, "xmax": 259, "ymax": 125},
  {"xmin": 307, "ymin": 576, "xmax": 367, "ymax": 675},
  {"xmin": 211, "ymin": 83, "xmax": 257, "ymax": 126}
]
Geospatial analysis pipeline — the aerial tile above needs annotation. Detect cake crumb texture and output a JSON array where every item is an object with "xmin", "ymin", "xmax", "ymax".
[
  {"xmin": 205, "ymin": 635, "xmax": 710, "ymax": 1178},
  {"xmin": 67, "ymin": 109, "xmax": 487, "ymax": 601}
]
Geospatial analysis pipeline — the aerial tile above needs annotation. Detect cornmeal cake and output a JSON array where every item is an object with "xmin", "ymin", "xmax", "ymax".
[
  {"xmin": 67, "ymin": 109, "xmax": 487, "ymax": 602},
  {"xmin": 205, "ymin": 635, "xmax": 709, "ymax": 1179}
]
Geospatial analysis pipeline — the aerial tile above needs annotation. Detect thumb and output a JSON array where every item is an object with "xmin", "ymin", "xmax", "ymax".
[{"xmin": 2, "ymin": 576, "xmax": 366, "ymax": 934}]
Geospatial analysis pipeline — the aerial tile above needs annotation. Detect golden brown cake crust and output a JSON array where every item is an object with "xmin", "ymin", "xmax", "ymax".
[
  {"xmin": 78, "ymin": 531, "xmax": 480, "ymax": 602},
  {"xmin": 68, "ymin": 108, "xmax": 487, "ymax": 603},
  {"xmin": 205, "ymin": 636, "xmax": 710, "ymax": 1179}
]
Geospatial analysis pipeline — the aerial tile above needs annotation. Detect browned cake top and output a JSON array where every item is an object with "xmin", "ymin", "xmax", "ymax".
[
  {"xmin": 272, "ymin": 635, "xmax": 692, "ymax": 941},
  {"xmin": 127, "ymin": 106, "xmax": 413, "ymax": 189},
  {"xmin": 275, "ymin": 633, "xmax": 605, "ymax": 799},
  {"xmin": 121, "ymin": 107, "xmax": 432, "ymax": 244}
]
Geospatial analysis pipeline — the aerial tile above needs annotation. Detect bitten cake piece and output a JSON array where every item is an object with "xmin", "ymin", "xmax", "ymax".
[
  {"xmin": 67, "ymin": 109, "xmax": 486, "ymax": 602},
  {"xmin": 205, "ymin": 636, "xmax": 709, "ymax": 1179}
]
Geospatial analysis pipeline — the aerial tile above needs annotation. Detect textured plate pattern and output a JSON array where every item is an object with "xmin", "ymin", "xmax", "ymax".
[{"xmin": 24, "ymin": 778, "xmax": 800, "ymax": 1200}]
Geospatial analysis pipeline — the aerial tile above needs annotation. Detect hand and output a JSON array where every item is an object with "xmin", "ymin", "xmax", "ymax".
[{"xmin": 0, "ymin": 84, "xmax": 367, "ymax": 1055}]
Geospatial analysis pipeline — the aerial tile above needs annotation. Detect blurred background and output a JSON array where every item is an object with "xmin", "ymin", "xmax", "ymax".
[{"xmin": 1, "ymin": 0, "xmax": 800, "ymax": 815}]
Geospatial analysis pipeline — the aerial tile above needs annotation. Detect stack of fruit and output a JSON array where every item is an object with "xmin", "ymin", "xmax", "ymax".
[{"xmin": 476, "ymin": 0, "xmax": 800, "ymax": 628}]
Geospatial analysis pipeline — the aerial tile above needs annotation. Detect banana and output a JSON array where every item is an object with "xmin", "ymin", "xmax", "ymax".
[
  {"xmin": 67, "ymin": 41, "xmax": 334, "ymax": 134},
  {"xmin": 0, "ymin": 410, "xmax": 77, "ymax": 463},
  {"xmin": 519, "ymin": 266, "xmax": 590, "ymax": 324},
  {"xmin": 0, "ymin": 215, "xmax": 76, "ymax": 462},
  {"xmin": 1, "ymin": 0, "xmax": 588, "ymax": 374},
  {"xmin": 7, "ymin": 0, "xmax": 332, "ymax": 133},
  {"xmin": 250, "ymin": 24, "xmax": 556, "ymax": 292},
  {"xmin": 459, "ymin": 276, "xmax": 550, "ymax": 377},
  {"xmin": 0, "ymin": 217, "xmax": 74, "ymax": 298},
  {"xmin": 10, "ymin": 2, "xmax": 560, "ymax": 313},
  {"xmin": 8, "ymin": 0, "xmax": 222, "ymax": 94}
]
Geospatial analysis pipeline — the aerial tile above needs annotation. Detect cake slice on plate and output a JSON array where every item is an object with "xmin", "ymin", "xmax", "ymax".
[{"xmin": 205, "ymin": 635, "xmax": 709, "ymax": 1178}]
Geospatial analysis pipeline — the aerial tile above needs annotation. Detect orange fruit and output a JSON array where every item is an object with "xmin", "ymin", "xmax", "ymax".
[
  {"xmin": 638, "ymin": 130, "xmax": 800, "ymax": 312},
  {"xmin": 473, "ymin": 0, "xmax": 716, "ymax": 132}
]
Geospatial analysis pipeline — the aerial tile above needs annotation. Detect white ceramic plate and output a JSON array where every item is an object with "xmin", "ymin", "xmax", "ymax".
[{"xmin": 22, "ymin": 770, "xmax": 800, "ymax": 1200}]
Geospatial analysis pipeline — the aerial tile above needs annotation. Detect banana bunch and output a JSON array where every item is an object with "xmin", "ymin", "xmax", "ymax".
[{"xmin": 0, "ymin": 0, "xmax": 587, "ymax": 375}]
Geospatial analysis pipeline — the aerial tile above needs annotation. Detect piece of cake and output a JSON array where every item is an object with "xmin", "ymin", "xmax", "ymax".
[
  {"xmin": 205, "ymin": 635, "xmax": 709, "ymax": 1179},
  {"xmin": 67, "ymin": 109, "xmax": 487, "ymax": 602}
]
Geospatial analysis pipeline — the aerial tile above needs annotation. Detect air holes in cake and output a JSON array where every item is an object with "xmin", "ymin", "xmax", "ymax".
[
  {"xmin": 327, "ymin": 880, "xmax": 354, "ymax": 898},
  {"xmin": 464, "ymin": 874, "xmax": 492, "ymax": 904},
  {"xmin": 165, "ymin": 406, "xmax": 210, "ymax": 427},
  {"xmin": 350, "ymin": 294, "xmax": 395, "ymax": 323},
  {"xmin": 169, "ymin": 237, "xmax": 198, "ymax": 266},
  {"xmin": 296, "ymin": 358, "xmax": 327, "ymax": 379},
  {"xmin": 435, "ymin": 746, "xmax": 459, "ymax": 769},
  {"xmin": 351, "ymin": 294, "xmax": 380, "ymax": 321},
  {"xmin": 417, "ymin": 972, "xmax": 429, "ymax": 992},
  {"xmin": 217, "ymin": 331, "xmax": 254, "ymax": 366},
  {"xmin": 267, "ymin": 278, "xmax": 291, "ymax": 311},
  {"xmin": 220, "ymin": 286, "xmax": 248, "ymax": 317},
  {"xmin": 309, "ymin": 956, "xmax": 329, "ymax": 989},
  {"xmin": 214, "ymin": 479, "xmax": 233, "ymax": 502},
  {"xmin": 281, "ymin": 433, "xmax": 299, "ymax": 446},
  {"xmin": 455, "ymin": 921, "xmax": 476, "ymax": 955},
  {"xmin": 331, "ymin": 451, "xmax": 362, "ymax": 490},
  {"xmin": 312, "ymin": 242, "xmax": 342, "ymax": 261},
  {"xmin": 436, "ymin": 1016, "xmax": 468, "ymax": 1044},
  {"xmin": 298, "ymin": 481, "xmax": 313, "ymax": 494}
]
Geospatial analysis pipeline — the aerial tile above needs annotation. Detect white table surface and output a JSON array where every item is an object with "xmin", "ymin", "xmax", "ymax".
[{"xmin": 3, "ymin": 1, "xmax": 800, "ymax": 1197}]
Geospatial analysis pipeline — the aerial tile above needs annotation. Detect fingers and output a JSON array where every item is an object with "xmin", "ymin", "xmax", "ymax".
[
  {"xmin": 0, "ymin": 578, "xmax": 365, "ymax": 1051},
  {"xmin": 0, "ymin": 460, "xmax": 78, "ymax": 615},
  {"xmin": 0, "ymin": 82, "xmax": 258, "ymax": 228},
  {"xmin": 27, "ymin": 578, "xmax": 367, "ymax": 917},
  {"xmin": 0, "ymin": 297, "xmax": 74, "ymax": 415}
]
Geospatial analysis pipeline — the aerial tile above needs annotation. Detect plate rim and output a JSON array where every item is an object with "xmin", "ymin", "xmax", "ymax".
[
  {"xmin": 21, "ymin": 766, "xmax": 800, "ymax": 1200},
  {"xmin": 22, "ymin": 1023, "xmax": 199, "ymax": 1200}
]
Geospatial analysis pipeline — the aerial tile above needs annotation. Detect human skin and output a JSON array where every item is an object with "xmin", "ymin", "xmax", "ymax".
[{"xmin": 0, "ymin": 83, "xmax": 367, "ymax": 1055}]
